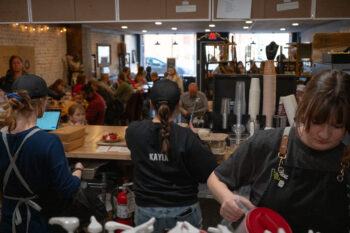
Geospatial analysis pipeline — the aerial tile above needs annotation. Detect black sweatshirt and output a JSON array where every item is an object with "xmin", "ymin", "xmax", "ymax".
[{"xmin": 126, "ymin": 120, "xmax": 218, "ymax": 207}]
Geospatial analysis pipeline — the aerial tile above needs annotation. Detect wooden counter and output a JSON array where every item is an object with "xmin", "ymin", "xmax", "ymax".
[{"xmin": 65, "ymin": 125, "xmax": 131, "ymax": 160}]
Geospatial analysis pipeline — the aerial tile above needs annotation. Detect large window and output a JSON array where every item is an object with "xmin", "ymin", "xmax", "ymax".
[
  {"xmin": 229, "ymin": 33, "xmax": 290, "ymax": 69},
  {"xmin": 142, "ymin": 34, "xmax": 196, "ymax": 77}
]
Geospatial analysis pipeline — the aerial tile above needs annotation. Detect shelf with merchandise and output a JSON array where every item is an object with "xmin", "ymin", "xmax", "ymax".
[{"xmin": 287, "ymin": 43, "xmax": 312, "ymax": 78}]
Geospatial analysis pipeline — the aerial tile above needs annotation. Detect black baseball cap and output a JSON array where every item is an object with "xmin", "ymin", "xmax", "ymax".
[
  {"xmin": 12, "ymin": 74, "xmax": 51, "ymax": 99},
  {"xmin": 150, "ymin": 79, "xmax": 180, "ymax": 109}
]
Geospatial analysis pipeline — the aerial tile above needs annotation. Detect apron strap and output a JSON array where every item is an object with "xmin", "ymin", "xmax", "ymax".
[
  {"xmin": 1, "ymin": 127, "xmax": 42, "ymax": 233},
  {"xmin": 279, "ymin": 127, "xmax": 291, "ymax": 155},
  {"xmin": 2, "ymin": 195, "xmax": 42, "ymax": 233},
  {"xmin": 277, "ymin": 127, "xmax": 291, "ymax": 171},
  {"xmin": 1, "ymin": 127, "xmax": 41, "ymax": 194}
]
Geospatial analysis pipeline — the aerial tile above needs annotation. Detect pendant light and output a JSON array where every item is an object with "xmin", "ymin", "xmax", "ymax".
[{"xmin": 155, "ymin": 33, "xmax": 160, "ymax": 45}]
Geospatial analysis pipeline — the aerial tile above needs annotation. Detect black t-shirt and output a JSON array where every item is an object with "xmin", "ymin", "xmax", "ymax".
[
  {"xmin": 126, "ymin": 120, "xmax": 218, "ymax": 207},
  {"xmin": 215, "ymin": 127, "xmax": 347, "ymax": 205}
]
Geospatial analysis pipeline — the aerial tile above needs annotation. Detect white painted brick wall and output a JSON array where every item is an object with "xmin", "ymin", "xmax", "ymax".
[
  {"xmin": 0, "ymin": 24, "xmax": 67, "ymax": 85},
  {"xmin": 90, "ymin": 30, "xmax": 121, "ymax": 80}
]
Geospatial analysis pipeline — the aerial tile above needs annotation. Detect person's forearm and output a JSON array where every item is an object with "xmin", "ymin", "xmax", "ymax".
[
  {"xmin": 207, "ymin": 172, "xmax": 235, "ymax": 204},
  {"xmin": 194, "ymin": 107, "xmax": 208, "ymax": 114}
]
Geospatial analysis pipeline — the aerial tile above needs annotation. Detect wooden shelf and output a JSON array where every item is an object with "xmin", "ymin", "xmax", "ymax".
[{"xmin": 288, "ymin": 43, "xmax": 312, "ymax": 78}]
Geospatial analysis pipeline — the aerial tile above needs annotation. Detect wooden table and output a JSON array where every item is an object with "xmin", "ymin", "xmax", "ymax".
[{"xmin": 65, "ymin": 125, "xmax": 131, "ymax": 160}]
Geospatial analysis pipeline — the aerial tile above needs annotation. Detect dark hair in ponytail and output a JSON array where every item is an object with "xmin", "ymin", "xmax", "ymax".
[
  {"xmin": 157, "ymin": 103, "xmax": 173, "ymax": 155},
  {"xmin": 3, "ymin": 90, "xmax": 40, "ymax": 132}
]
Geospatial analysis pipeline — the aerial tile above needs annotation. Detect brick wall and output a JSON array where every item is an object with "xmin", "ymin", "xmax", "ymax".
[
  {"xmin": 90, "ymin": 29, "xmax": 122, "ymax": 80},
  {"xmin": 0, "ymin": 24, "xmax": 67, "ymax": 85}
]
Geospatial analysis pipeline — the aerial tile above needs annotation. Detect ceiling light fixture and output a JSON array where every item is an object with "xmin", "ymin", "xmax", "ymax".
[
  {"xmin": 205, "ymin": 29, "xmax": 211, "ymax": 32},
  {"xmin": 142, "ymin": 30, "xmax": 148, "ymax": 33},
  {"xmin": 171, "ymin": 27, "xmax": 178, "ymax": 31},
  {"xmin": 243, "ymin": 26, "xmax": 249, "ymax": 29},
  {"xmin": 292, "ymin": 22, "xmax": 299, "ymax": 26},
  {"xmin": 121, "ymin": 25, "xmax": 128, "ymax": 29},
  {"xmin": 155, "ymin": 22, "xmax": 162, "ymax": 25},
  {"xmin": 245, "ymin": 20, "xmax": 253, "ymax": 24},
  {"xmin": 209, "ymin": 24, "xmax": 215, "ymax": 28},
  {"xmin": 155, "ymin": 41, "xmax": 160, "ymax": 45},
  {"xmin": 280, "ymin": 27, "xmax": 286, "ymax": 31},
  {"xmin": 173, "ymin": 41, "xmax": 178, "ymax": 45}
]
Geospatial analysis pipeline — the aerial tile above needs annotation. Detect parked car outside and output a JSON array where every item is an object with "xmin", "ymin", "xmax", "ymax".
[{"xmin": 145, "ymin": 57, "xmax": 186, "ymax": 76}]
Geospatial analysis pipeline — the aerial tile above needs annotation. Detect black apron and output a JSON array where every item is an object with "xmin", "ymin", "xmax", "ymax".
[
  {"xmin": 1, "ymin": 127, "xmax": 42, "ymax": 233},
  {"xmin": 258, "ymin": 127, "xmax": 349, "ymax": 233}
]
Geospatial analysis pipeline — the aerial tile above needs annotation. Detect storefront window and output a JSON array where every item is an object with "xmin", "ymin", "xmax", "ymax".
[
  {"xmin": 229, "ymin": 33, "xmax": 290, "ymax": 69},
  {"xmin": 142, "ymin": 34, "xmax": 196, "ymax": 77}
]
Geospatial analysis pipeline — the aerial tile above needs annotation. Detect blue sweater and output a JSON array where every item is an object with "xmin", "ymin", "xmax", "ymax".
[{"xmin": 0, "ymin": 126, "xmax": 80, "ymax": 233}]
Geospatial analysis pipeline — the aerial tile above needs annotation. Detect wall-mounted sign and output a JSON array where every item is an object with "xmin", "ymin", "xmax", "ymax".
[
  {"xmin": 217, "ymin": 0, "xmax": 252, "ymax": 19},
  {"xmin": 176, "ymin": 1, "xmax": 197, "ymax": 13}
]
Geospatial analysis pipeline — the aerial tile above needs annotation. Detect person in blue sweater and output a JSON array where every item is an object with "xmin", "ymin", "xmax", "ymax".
[{"xmin": 0, "ymin": 74, "xmax": 84, "ymax": 233}]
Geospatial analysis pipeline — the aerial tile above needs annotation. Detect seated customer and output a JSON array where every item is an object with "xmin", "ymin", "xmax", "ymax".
[
  {"xmin": 150, "ymin": 72, "xmax": 160, "ymax": 83},
  {"xmin": 82, "ymin": 82, "xmax": 106, "ymax": 125},
  {"xmin": 142, "ymin": 72, "xmax": 160, "ymax": 120},
  {"xmin": 114, "ymin": 72, "xmax": 135, "ymax": 107},
  {"xmin": 68, "ymin": 103, "xmax": 87, "ymax": 125},
  {"xmin": 180, "ymin": 83, "xmax": 208, "ymax": 123},
  {"xmin": 49, "ymin": 79, "xmax": 66, "ymax": 100},
  {"xmin": 72, "ymin": 73, "xmax": 87, "ymax": 95},
  {"xmin": 123, "ymin": 67, "xmax": 137, "ymax": 88}
]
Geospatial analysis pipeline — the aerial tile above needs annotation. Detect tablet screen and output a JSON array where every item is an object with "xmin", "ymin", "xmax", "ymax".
[{"xmin": 36, "ymin": 110, "xmax": 61, "ymax": 131}]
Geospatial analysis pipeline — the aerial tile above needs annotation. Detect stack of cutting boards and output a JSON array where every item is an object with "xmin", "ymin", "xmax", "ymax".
[{"xmin": 52, "ymin": 126, "xmax": 85, "ymax": 151}]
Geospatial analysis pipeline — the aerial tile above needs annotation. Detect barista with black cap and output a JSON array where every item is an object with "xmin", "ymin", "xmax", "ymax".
[
  {"xmin": 0, "ymin": 74, "xmax": 83, "ymax": 233},
  {"xmin": 126, "ymin": 79, "xmax": 217, "ymax": 233}
]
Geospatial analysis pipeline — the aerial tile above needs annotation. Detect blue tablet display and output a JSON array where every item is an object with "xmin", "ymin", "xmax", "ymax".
[{"xmin": 36, "ymin": 110, "xmax": 61, "ymax": 131}]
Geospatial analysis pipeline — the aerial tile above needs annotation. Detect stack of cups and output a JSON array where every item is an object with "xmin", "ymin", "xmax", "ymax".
[
  {"xmin": 221, "ymin": 98, "xmax": 230, "ymax": 130},
  {"xmin": 248, "ymin": 78, "xmax": 260, "ymax": 121},
  {"xmin": 263, "ymin": 60, "xmax": 276, "ymax": 128}
]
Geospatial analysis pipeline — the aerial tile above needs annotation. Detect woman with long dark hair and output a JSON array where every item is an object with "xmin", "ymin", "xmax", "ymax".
[
  {"xmin": 126, "ymin": 79, "xmax": 217, "ymax": 233},
  {"xmin": 0, "ymin": 56, "xmax": 26, "ymax": 93},
  {"xmin": 49, "ymin": 79, "xmax": 66, "ymax": 100}
]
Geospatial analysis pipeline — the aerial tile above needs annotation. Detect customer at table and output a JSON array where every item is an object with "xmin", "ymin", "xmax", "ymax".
[
  {"xmin": 150, "ymin": 72, "xmax": 160, "ymax": 83},
  {"xmin": 68, "ymin": 103, "xmax": 87, "ymax": 126},
  {"xmin": 72, "ymin": 73, "xmax": 87, "ymax": 95},
  {"xmin": 207, "ymin": 70, "xmax": 350, "ymax": 233},
  {"xmin": 166, "ymin": 67, "xmax": 183, "ymax": 93},
  {"xmin": 123, "ymin": 67, "xmax": 137, "ymax": 88},
  {"xmin": 0, "ymin": 55, "xmax": 26, "ymax": 93},
  {"xmin": 135, "ymin": 66, "xmax": 147, "ymax": 86},
  {"xmin": 126, "ymin": 79, "xmax": 217, "ymax": 233},
  {"xmin": 114, "ymin": 72, "xmax": 135, "ymax": 107},
  {"xmin": 142, "ymin": 72, "xmax": 160, "ymax": 120},
  {"xmin": 90, "ymin": 78, "xmax": 123, "ymax": 125},
  {"xmin": 82, "ymin": 82, "xmax": 106, "ymax": 125},
  {"xmin": 49, "ymin": 79, "xmax": 66, "ymax": 100},
  {"xmin": 145, "ymin": 66, "xmax": 152, "ymax": 82},
  {"xmin": 0, "ymin": 74, "xmax": 83, "ymax": 233},
  {"xmin": 180, "ymin": 83, "xmax": 208, "ymax": 123}
]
